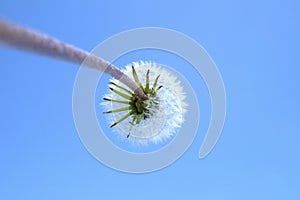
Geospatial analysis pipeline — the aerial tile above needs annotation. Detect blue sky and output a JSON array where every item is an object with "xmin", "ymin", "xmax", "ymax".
[{"xmin": 1, "ymin": 0, "xmax": 299, "ymax": 199}]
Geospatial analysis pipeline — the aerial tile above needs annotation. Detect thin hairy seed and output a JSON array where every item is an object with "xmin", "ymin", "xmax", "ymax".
[
  {"xmin": 109, "ymin": 82, "xmax": 133, "ymax": 95},
  {"xmin": 132, "ymin": 66, "xmax": 144, "ymax": 91},
  {"xmin": 135, "ymin": 100, "xmax": 147, "ymax": 114},
  {"xmin": 127, "ymin": 115, "xmax": 138, "ymax": 138},
  {"xmin": 157, "ymin": 85, "xmax": 163, "ymax": 91},
  {"xmin": 110, "ymin": 111, "xmax": 134, "ymax": 128},
  {"xmin": 103, "ymin": 106, "xmax": 132, "ymax": 114},
  {"xmin": 145, "ymin": 69, "xmax": 150, "ymax": 93},
  {"xmin": 109, "ymin": 88, "xmax": 132, "ymax": 100},
  {"xmin": 131, "ymin": 115, "xmax": 138, "ymax": 125},
  {"xmin": 103, "ymin": 98, "xmax": 130, "ymax": 104},
  {"xmin": 152, "ymin": 74, "xmax": 160, "ymax": 92},
  {"xmin": 136, "ymin": 114, "xmax": 143, "ymax": 125},
  {"xmin": 0, "ymin": 19, "xmax": 148, "ymax": 100}
]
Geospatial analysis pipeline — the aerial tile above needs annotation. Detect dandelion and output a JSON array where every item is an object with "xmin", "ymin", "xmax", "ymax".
[
  {"xmin": 0, "ymin": 20, "xmax": 188, "ymax": 145},
  {"xmin": 0, "ymin": 19, "xmax": 147, "ymax": 100},
  {"xmin": 102, "ymin": 61, "xmax": 187, "ymax": 145}
]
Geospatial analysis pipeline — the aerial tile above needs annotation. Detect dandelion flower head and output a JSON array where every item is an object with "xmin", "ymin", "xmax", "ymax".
[{"xmin": 102, "ymin": 61, "xmax": 187, "ymax": 145}]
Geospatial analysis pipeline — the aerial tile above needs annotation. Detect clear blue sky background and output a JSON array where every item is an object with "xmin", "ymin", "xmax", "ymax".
[{"xmin": 1, "ymin": 0, "xmax": 299, "ymax": 199}]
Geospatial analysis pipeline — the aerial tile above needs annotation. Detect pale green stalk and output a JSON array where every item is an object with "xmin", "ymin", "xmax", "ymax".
[{"xmin": 0, "ymin": 19, "xmax": 147, "ymax": 100}]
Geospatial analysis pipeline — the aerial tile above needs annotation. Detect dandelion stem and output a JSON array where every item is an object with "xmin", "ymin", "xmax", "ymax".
[{"xmin": 0, "ymin": 19, "xmax": 148, "ymax": 100}]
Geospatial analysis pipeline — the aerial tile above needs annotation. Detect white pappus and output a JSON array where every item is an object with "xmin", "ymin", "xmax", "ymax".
[{"xmin": 102, "ymin": 61, "xmax": 187, "ymax": 145}]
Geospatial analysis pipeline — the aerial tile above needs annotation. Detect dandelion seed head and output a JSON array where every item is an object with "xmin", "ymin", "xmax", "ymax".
[{"xmin": 102, "ymin": 61, "xmax": 187, "ymax": 145}]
